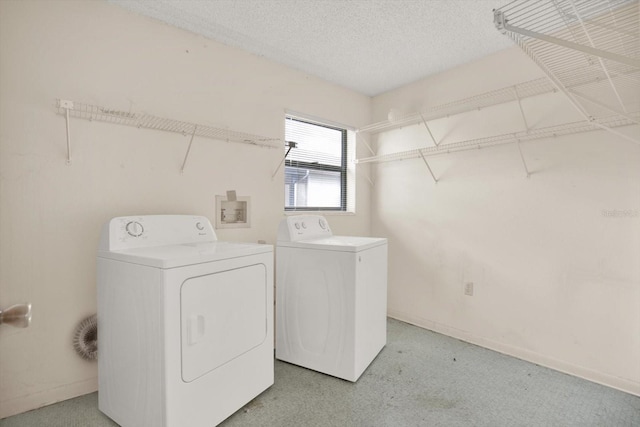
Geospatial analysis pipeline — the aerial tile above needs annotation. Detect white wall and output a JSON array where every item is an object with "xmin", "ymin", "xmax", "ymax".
[
  {"xmin": 371, "ymin": 48, "xmax": 640, "ymax": 396},
  {"xmin": 2, "ymin": 0, "xmax": 638, "ymax": 419},
  {"xmin": 0, "ymin": 0, "xmax": 371, "ymax": 418}
]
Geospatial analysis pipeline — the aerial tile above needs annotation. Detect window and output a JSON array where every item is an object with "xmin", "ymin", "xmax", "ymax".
[{"xmin": 284, "ymin": 116, "xmax": 347, "ymax": 211}]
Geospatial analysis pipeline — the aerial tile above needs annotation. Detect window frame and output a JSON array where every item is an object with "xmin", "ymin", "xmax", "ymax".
[{"xmin": 284, "ymin": 116, "xmax": 348, "ymax": 212}]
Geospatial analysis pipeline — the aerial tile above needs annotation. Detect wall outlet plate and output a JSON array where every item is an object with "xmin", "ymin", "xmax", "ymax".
[{"xmin": 464, "ymin": 282, "xmax": 474, "ymax": 296}]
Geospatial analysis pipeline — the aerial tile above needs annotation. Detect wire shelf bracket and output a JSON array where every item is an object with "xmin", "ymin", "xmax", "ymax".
[
  {"xmin": 513, "ymin": 86, "xmax": 532, "ymax": 177},
  {"xmin": 355, "ymin": 164, "xmax": 376, "ymax": 186},
  {"xmin": 180, "ymin": 126, "xmax": 197, "ymax": 174},
  {"xmin": 418, "ymin": 151, "xmax": 439, "ymax": 183},
  {"xmin": 354, "ymin": 132, "xmax": 377, "ymax": 186},
  {"xmin": 356, "ymin": 132, "xmax": 376, "ymax": 156},
  {"xmin": 271, "ymin": 141, "xmax": 297, "ymax": 179},
  {"xmin": 419, "ymin": 113, "xmax": 441, "ymax": 147},
  {"xmin": 55, "ymin": 99, "xmax": 282, "ymax": 171}
]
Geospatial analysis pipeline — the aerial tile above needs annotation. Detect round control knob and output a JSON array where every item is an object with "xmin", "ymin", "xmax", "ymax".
[
  {"xmin": 301, "ymin": 222, "xmax": 307, "ymax": 229},
  {"xmin": 125, "ymin": 221, "xmax": 144, "ymax": 237},
  {"xmin": 319, "ymin": 219, "xmax": 326, "ymax": 229},
  {"xmin": 294, "ymin": 222, "xmax": 301, "ymax": 230},
  {"xmin": 195, "ymin": 222, "xmax": 204, "ymax": 231}
]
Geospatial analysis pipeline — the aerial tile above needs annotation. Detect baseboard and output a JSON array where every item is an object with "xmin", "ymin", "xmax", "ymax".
[
  {"xmin": 387, "ymin": 310, "xmax": 640, "ymax": 397},
  {"xmin": 0, "ymin": 377, "xmax": 98, "ymax": 419}
]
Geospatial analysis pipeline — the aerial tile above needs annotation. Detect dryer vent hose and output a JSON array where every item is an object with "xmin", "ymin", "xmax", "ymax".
[{"xmin": 73, "ymin": 314, "xmax": 98, "ymax": 361}]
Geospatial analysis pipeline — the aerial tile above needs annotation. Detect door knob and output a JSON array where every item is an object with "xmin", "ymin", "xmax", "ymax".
[{"xmin": 0, "ymin": 303, "xmax": 32, "ymax": 328}]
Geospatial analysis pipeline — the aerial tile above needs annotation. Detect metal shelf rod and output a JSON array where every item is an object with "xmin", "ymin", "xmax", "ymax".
[
  {"xmin": 516, "ymin": 139, "xmax": 531, "ymax": 178},
  {"xmin": 513, "ymin": 86, "xmax": 532, "ymax": 177},
  {"xmin": 569, "ymin": 0, "xmax": 627, "ymax": 112},
  {"xmin": 418, "ymin": 151, "xmax": 438, "ymax": 183},
  {"xmin": 419, "ymin": 113, "xmax": 440, "ymax": 147},
  {"xmin": 65, "ymin": 107, "xmax": 71, "ymax": 164},
  {"xmin": 356, "ymin": 132, "xmax": 376, "ymax": 156},
  {"xmin": 180, "ymin": 126, "xmax": 197, "ymax": 174},
  {"xmin": 271, "ymin": 141, "xmax": 297, "ymax": 179}
]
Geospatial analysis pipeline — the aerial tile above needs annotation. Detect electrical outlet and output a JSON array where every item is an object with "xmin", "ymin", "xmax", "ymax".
[{"xmin": 464, "ymin": 282, "xmax": 474, "ymax": 296}]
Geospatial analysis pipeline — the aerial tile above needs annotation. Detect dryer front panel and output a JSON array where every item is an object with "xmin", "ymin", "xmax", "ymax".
[{"xmin": 180, "ymin": 264, "xmax": 267, "ymax": 382}]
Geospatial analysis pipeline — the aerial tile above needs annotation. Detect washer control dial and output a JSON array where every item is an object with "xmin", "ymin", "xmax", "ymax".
[
  {"xmin": 294, "ymin": 222, "xmax": 301, "ymax": 230},
  {"xmin": 195, "ymin": 222, "xmax": 204, "ymax": 231},
  {"xmin": 125, "ymin": 221, "xmax": 144, "ymax": 237},
  {"xmin": 319, "ymin": 219, "xmax": 327, "ymax": 229}
]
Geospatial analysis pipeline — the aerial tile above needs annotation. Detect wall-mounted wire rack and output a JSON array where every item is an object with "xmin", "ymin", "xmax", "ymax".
[
  {"xmin": 358, "ymin": 77, "xmax": 557, "ymax": 135},
  {"xmin": 55, "ymin": 99, "xmax": 282, "ymax": 172},
  {"xmin": 354, "ymin": 0, "xmax": 639, "ymax": 182},
  {"xmin": 354, "ymin": 77, "xmax": 563, "ymax": 181},
  {"xmin": 354, "ymin": 74, "xmax": 636, "ymax": 167},
  {"xmin": 356, "ymin": 113, "xmax": 638, "ymax": 165},
  {"xmin": 494, "ymin": 0, "xmax": 640, "ymax": 140}
]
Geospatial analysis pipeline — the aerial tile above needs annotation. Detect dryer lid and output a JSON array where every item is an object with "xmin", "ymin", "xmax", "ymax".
[
  {"xmin": 277, "ymin": 235, "xmax": 387, "ymax": 252},
  {"xmin": 98, "ymin": 241, "xmax": 272, "ymax": 268}
]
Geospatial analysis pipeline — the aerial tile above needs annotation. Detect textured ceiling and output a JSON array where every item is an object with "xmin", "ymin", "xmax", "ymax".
[{"xmin": 109, "ymin": 0, "xmax": 513, "ymax": 96}]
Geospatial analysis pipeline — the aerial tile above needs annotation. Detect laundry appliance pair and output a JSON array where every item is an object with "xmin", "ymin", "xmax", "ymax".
[{"xmin": 97, "ymin": 214, "xmax": 386, "ymax": 427}]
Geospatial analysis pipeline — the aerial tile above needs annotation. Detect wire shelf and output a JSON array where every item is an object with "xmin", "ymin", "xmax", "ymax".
[
  {"xmin": 354, "ymin": 1, "xmax": 638, "ymax": 176},
  {"xmin": 55, "ymin": 100, "xmax": 282, "ymax": 149},
  {"xmin": 358, "ymin": 77, "xmax": 557, "ymax": 134},
  {"xmin": 355, "ymin": 113, "xmax": 639, "ymax": 165},
  {"xmin": 494, "ymin": 0, "xmax": 640, "ymax": 128}
]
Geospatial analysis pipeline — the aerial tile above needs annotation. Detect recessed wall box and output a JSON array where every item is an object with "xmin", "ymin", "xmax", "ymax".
[{"xmin": 216, "ymin": 195, "xmax": 251, "ymax": 229}]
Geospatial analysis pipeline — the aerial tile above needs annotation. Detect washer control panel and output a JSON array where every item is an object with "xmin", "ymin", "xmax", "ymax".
[
  {"xmin": 277, "ymin": 215, "xmax": 332, "ymax": 242},
  {"xmin": 99, "ymin": 215, "xmax": 217, "ymax": 251}
]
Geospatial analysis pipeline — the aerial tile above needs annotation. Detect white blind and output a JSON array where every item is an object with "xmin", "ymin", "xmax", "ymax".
[
  {"xmin": 285, "ymin": 118, "xmax": 342, "ymax": 166},
  {"xmin": 284, "ymin": 116, "xmax": 346, "ymax": 211}
]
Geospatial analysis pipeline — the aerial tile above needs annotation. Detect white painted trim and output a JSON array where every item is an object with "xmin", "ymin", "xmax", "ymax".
[
  {"xmin": 0, "ymin": 377, "xmax": 97, "ymax": 419},
  {"xmin": 387, "ymin": 310, "xmax": 640, "ymax": 398}
]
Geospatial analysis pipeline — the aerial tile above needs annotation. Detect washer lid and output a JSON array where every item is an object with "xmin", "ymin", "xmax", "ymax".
[
  {"xmin": 97, "ymin": 241, "xmax": 272, "ymax": 268},
  {"xmin": 277, "ymin": 235, "xmax": 387, "ymax": 252}
]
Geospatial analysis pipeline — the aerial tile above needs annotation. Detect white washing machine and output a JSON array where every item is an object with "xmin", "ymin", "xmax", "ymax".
[
  {"xmin": 97, "ymin": 215, "xmax": 273, "ymax": 427},
  {"xmin": 275, "ymin": 215, "xmax": 387, "ymax": 382}
]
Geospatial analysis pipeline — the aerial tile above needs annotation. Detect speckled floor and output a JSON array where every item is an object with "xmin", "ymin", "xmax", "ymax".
[{"xmin": 2, "ymin": 319, "xmax": 639, "ymax": 427}]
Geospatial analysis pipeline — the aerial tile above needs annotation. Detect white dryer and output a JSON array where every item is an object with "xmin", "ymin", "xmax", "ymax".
[
  {"xmin": 97, "ymin": 215, "xmax": 273, "ymax": 427},
  {"xmin": 276, "ymin": 215, "xmax": 387, "ymax": 382}
]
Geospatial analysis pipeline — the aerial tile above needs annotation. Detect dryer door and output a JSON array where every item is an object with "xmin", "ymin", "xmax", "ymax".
[{"xmin": 181, "ymin": 264, "xmax": 267, "ymax": 382}]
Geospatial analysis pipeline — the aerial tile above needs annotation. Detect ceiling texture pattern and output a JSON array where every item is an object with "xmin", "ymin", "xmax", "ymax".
[{"xmin": 109, "ymin": 0, "xmax": 513, "ymax": 96}]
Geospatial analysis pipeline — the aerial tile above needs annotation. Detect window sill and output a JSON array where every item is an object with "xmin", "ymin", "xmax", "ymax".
[{"xmin": 284, "ymin": 210, "xmax": 356, "ymax": 216}]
